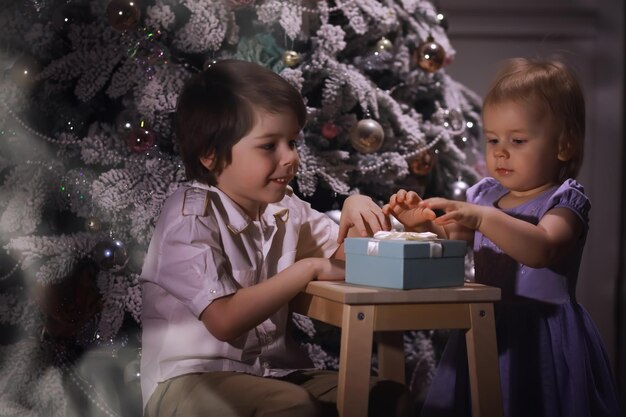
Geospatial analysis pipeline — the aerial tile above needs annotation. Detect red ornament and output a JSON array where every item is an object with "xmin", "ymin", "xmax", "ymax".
[
  {"xmin": 32, "ymin": 260, "xmax": 102, "ymax": 338},
  {"xmin": 409, "ymin": 150, "xmax": 437, "ymax": 176},
  {"xmin": 321, "ymin": 122, "xmax": 340, "ymax": 140},
  {"xmin": 126, "ymin": 126, "xmax": 155, "ymax": 153}
]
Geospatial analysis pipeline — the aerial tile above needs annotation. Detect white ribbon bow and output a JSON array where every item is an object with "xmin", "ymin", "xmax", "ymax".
[
  {"xmin": 373, "ymin": 231, "xmax": 439, "ymax": 241},
  {"xmin": 367, "ymin": 231, "xmax": 442, "ymax": 257}
]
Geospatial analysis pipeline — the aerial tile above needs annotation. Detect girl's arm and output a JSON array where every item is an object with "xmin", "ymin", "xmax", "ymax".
[
  {"xmin": 200, "ymin": 257, "xmax": 343, "ymax": 342},
  {"xmin": 382, "ymin": 189, "xmax": 474, "ymax": 243},
  {"xmin": 478, "ymin": 206, "xmax": 581, "ymax": 268},
  {"xmin": 422, "ymin": 198, "xmax": 582, "ymax": 268}
]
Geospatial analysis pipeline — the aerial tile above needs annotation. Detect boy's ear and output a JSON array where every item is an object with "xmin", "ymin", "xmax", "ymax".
[{"xmin": 200, "ymin": 154, "xmax": 216, "ymax": 170}]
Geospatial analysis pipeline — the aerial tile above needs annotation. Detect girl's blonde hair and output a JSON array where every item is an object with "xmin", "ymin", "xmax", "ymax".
[{"xmin": 483, "ymin": 58, "xmax": 585, "ymax": 180}]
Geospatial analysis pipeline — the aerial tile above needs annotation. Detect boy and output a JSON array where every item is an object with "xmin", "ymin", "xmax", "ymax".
[{"xmin": 140, "ymin": 59, "xmax": 410, "ymax": 417}]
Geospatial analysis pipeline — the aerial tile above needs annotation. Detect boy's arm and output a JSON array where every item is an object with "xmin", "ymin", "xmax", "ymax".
[
  {"xmin": 331, "ymin": 223, "xmax": 364, "ymax": 261},
  {"xmin": 332, "ymin": 194, "xmax": 392, "ymax": 260},
  {"xmin": 336, "ymin": 194, "xmax": 390, "ymax": 244},
  {"xmin": 200, "ymin": 257, "xmax": 344, "ymax": 342}
]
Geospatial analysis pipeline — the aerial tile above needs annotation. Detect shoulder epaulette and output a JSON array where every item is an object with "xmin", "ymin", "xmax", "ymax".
[{"xmin": 182, "ymin": 187, "xmax": 210, "ymax": 216}]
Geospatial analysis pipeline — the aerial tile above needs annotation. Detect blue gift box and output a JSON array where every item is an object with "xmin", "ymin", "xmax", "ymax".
[{"xmin": 344, "ymin": 237, "xmax": 467, "ymax": 289}]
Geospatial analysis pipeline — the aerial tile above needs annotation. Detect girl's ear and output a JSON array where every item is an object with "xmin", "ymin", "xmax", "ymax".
[{"xmin": 557, "ymin": 138, "xmax": 572, "ymax": 162}]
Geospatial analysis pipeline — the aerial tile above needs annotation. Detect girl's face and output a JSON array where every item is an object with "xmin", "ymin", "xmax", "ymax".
[
  {"xmin": 203, "ymin": 109, "xmax": 300, "ymax": 219},
  {"xmin": 482, "ymin": 100, "xmax": 566, "ymax": 197}
]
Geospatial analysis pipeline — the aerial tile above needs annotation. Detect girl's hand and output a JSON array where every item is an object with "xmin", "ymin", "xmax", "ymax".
[
  {"xmin": 420, "ymin": 197, "xmax": 484, "ymax": 230},
  {"xmin": 382, "ymin": 189, "xmax": 437, "ymax": 229},
  {"xmin": 337, "ymin": 195, "xmax": 390, "ymax": 243}
]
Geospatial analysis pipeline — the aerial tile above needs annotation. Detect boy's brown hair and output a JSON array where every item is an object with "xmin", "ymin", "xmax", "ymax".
[
  {"xmin": 483, "ymin": 58, "xmax": 585, "ymax": 180},
  {"xmin": 175, "ymin": 59, "xmax": 307, "ymax": 185}
]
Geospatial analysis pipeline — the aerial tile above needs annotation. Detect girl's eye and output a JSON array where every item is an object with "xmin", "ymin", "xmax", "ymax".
[
  {"xmin": 260, "ymin": 143, "xmax": 276, "ymax": 150},
  {"xmin": 512, "ymin": 138, "xmax": 526, "ymax": 145},
  {"xmin": 486, "ymin": 138, "xmax": 498, "ymax": 145},
  {"xmin": 288, "ymin": 139, "xmax": 298, "ymax": 148}
]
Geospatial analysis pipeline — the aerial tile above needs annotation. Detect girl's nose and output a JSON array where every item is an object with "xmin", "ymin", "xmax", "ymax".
[{"xmin": 493, "ymin": 145, "xmax": 509, "ymax": 158}]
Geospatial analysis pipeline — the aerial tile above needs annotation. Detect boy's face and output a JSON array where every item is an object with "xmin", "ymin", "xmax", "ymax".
[
  {"xmin": 482, "ymin": 100, "xmax": 566, "ymax": 196},
  {"xmin": 205, "ymin": 109, "xmax": 300, "ymax": 219}
]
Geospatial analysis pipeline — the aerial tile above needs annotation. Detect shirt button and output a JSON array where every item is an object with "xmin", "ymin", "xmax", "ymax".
[
  {"xmin": 262, "ymin": 361, "xmax": 271, "ymax": 369},
  {"xmin": 210, "ymin": 289, "xmax": 217, "ymax": 294}
]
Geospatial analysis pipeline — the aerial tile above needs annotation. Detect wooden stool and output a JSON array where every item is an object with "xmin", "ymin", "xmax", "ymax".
[{"xmin": 290, "ymin": 281, "xmax": 503, "ymax": 417}]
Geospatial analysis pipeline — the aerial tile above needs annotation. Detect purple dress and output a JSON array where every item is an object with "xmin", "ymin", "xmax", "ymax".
[{"xmin": 420, "ymin": 178, "xmax": 621, "ymax": 417}]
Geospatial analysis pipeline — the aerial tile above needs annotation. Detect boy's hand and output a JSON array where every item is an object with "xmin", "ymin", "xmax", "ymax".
[
  {"xmin": 337, "ymin": 195, "xmax": 390, "ymax": 243},
  {"xmin": 420, "ymin": 197, "xmax": 483, "ymax": 230},
  {"xmin": 382, "ymin": 189, "xmax": 436, "ymax": 229}
]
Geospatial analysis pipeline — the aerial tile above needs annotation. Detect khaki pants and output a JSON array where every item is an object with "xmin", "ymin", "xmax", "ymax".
[{"xmin": 145, "ymin": 370, "xmax": 412, "ymax": 417}]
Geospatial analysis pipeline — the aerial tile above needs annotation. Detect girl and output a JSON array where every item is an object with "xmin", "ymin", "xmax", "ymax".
[
  {"xmin": 383, "ymin": 58, "xmax": 621, "ymax": 417},
  {"xmin": 140, "ymin": 59, "xmax": 410, "ymax": 417}
]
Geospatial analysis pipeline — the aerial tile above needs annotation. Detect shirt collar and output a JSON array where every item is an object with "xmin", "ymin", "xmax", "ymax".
[{"xmin": 191, "ymin": 181, "xmax": 290, "ymax": 235}]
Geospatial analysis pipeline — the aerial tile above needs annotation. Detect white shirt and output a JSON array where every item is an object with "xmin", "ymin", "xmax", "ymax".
[{"xmin": 139, "ymin": 181, "xmax": 339, "ymax": 408}]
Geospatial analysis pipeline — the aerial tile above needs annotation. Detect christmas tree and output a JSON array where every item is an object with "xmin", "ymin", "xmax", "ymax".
[{"xmin": 0, "ymin": 0, "xmax": 484, "ymax": 415}]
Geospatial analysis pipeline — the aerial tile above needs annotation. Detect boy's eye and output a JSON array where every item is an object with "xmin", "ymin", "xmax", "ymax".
[
  {"xmin": 512, "ymin": 138, "xmax": 526, "ymax": 144},
  {"xmin": 486, "ymin": 138, "xmax": 498, "ymax": 145},
  {"xmin": 288, "ymin": 139, "xmax": 298, "ymax": 148},
  {"xmin": 260, "ymin": 143, "xmax": 276, "ymax": 150}
]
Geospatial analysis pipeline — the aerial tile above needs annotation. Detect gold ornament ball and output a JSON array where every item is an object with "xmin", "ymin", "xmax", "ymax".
[
  {"xmin": 413, "ymin": 38, "xmax": 445, "ymax": 73},
  {"xmin": 409, "ymin": 150, "xmax": 437, "ymax": 175},
  {"xmin": 9, "ymin": 55, "xmax": 40, "ymax": 88},
  {"xmin": 375, "ymin": 37, "xmax": 393, "ymax": 53},
  {"xmin": 282, "ymin": 50, "xmax": 301, "ymax": 68},
  {"xmin": 85, "ymin": 216, "xmax": 102, "ymax": 232},
  {"xmin": 350, "ymin": 119, "xmax": 384, "ymax": 154},
  {"xmin": 106, "ymin": 0, "xmax": 141, "ymax": 31}
]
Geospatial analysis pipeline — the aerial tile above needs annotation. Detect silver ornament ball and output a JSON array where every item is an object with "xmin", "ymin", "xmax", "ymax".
[
  {"xmin": 375, "ymin": 37, "xmax": 393, "ymax": 53},
  {"xmin": 325, "ymin": 209, "xmax": 341, "ymax": 225},
  {"xmin": 350, "ymin": 119, "xmax": 384, "ymax": 154},
  {"xmin": 451, "ymin": 179, "xmax": 469, "ymax": 201}
]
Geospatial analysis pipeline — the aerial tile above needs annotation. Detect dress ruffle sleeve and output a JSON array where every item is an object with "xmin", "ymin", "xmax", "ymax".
[{"xmin": 542, "ymin": 179, "xmax": 591, "ymax": 227}]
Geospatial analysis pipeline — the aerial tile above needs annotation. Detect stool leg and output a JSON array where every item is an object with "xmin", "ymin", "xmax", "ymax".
[
  {"xmin": 376, "ymin": 331, "xmax": 405, "ymax": 384},
  {"xmin": 465, "ymin": 303, "xmax": 503, "ymax": 417},
  {"xmin": 338, "ymin": 305, "xmax": 375, "ymax": 417}
]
